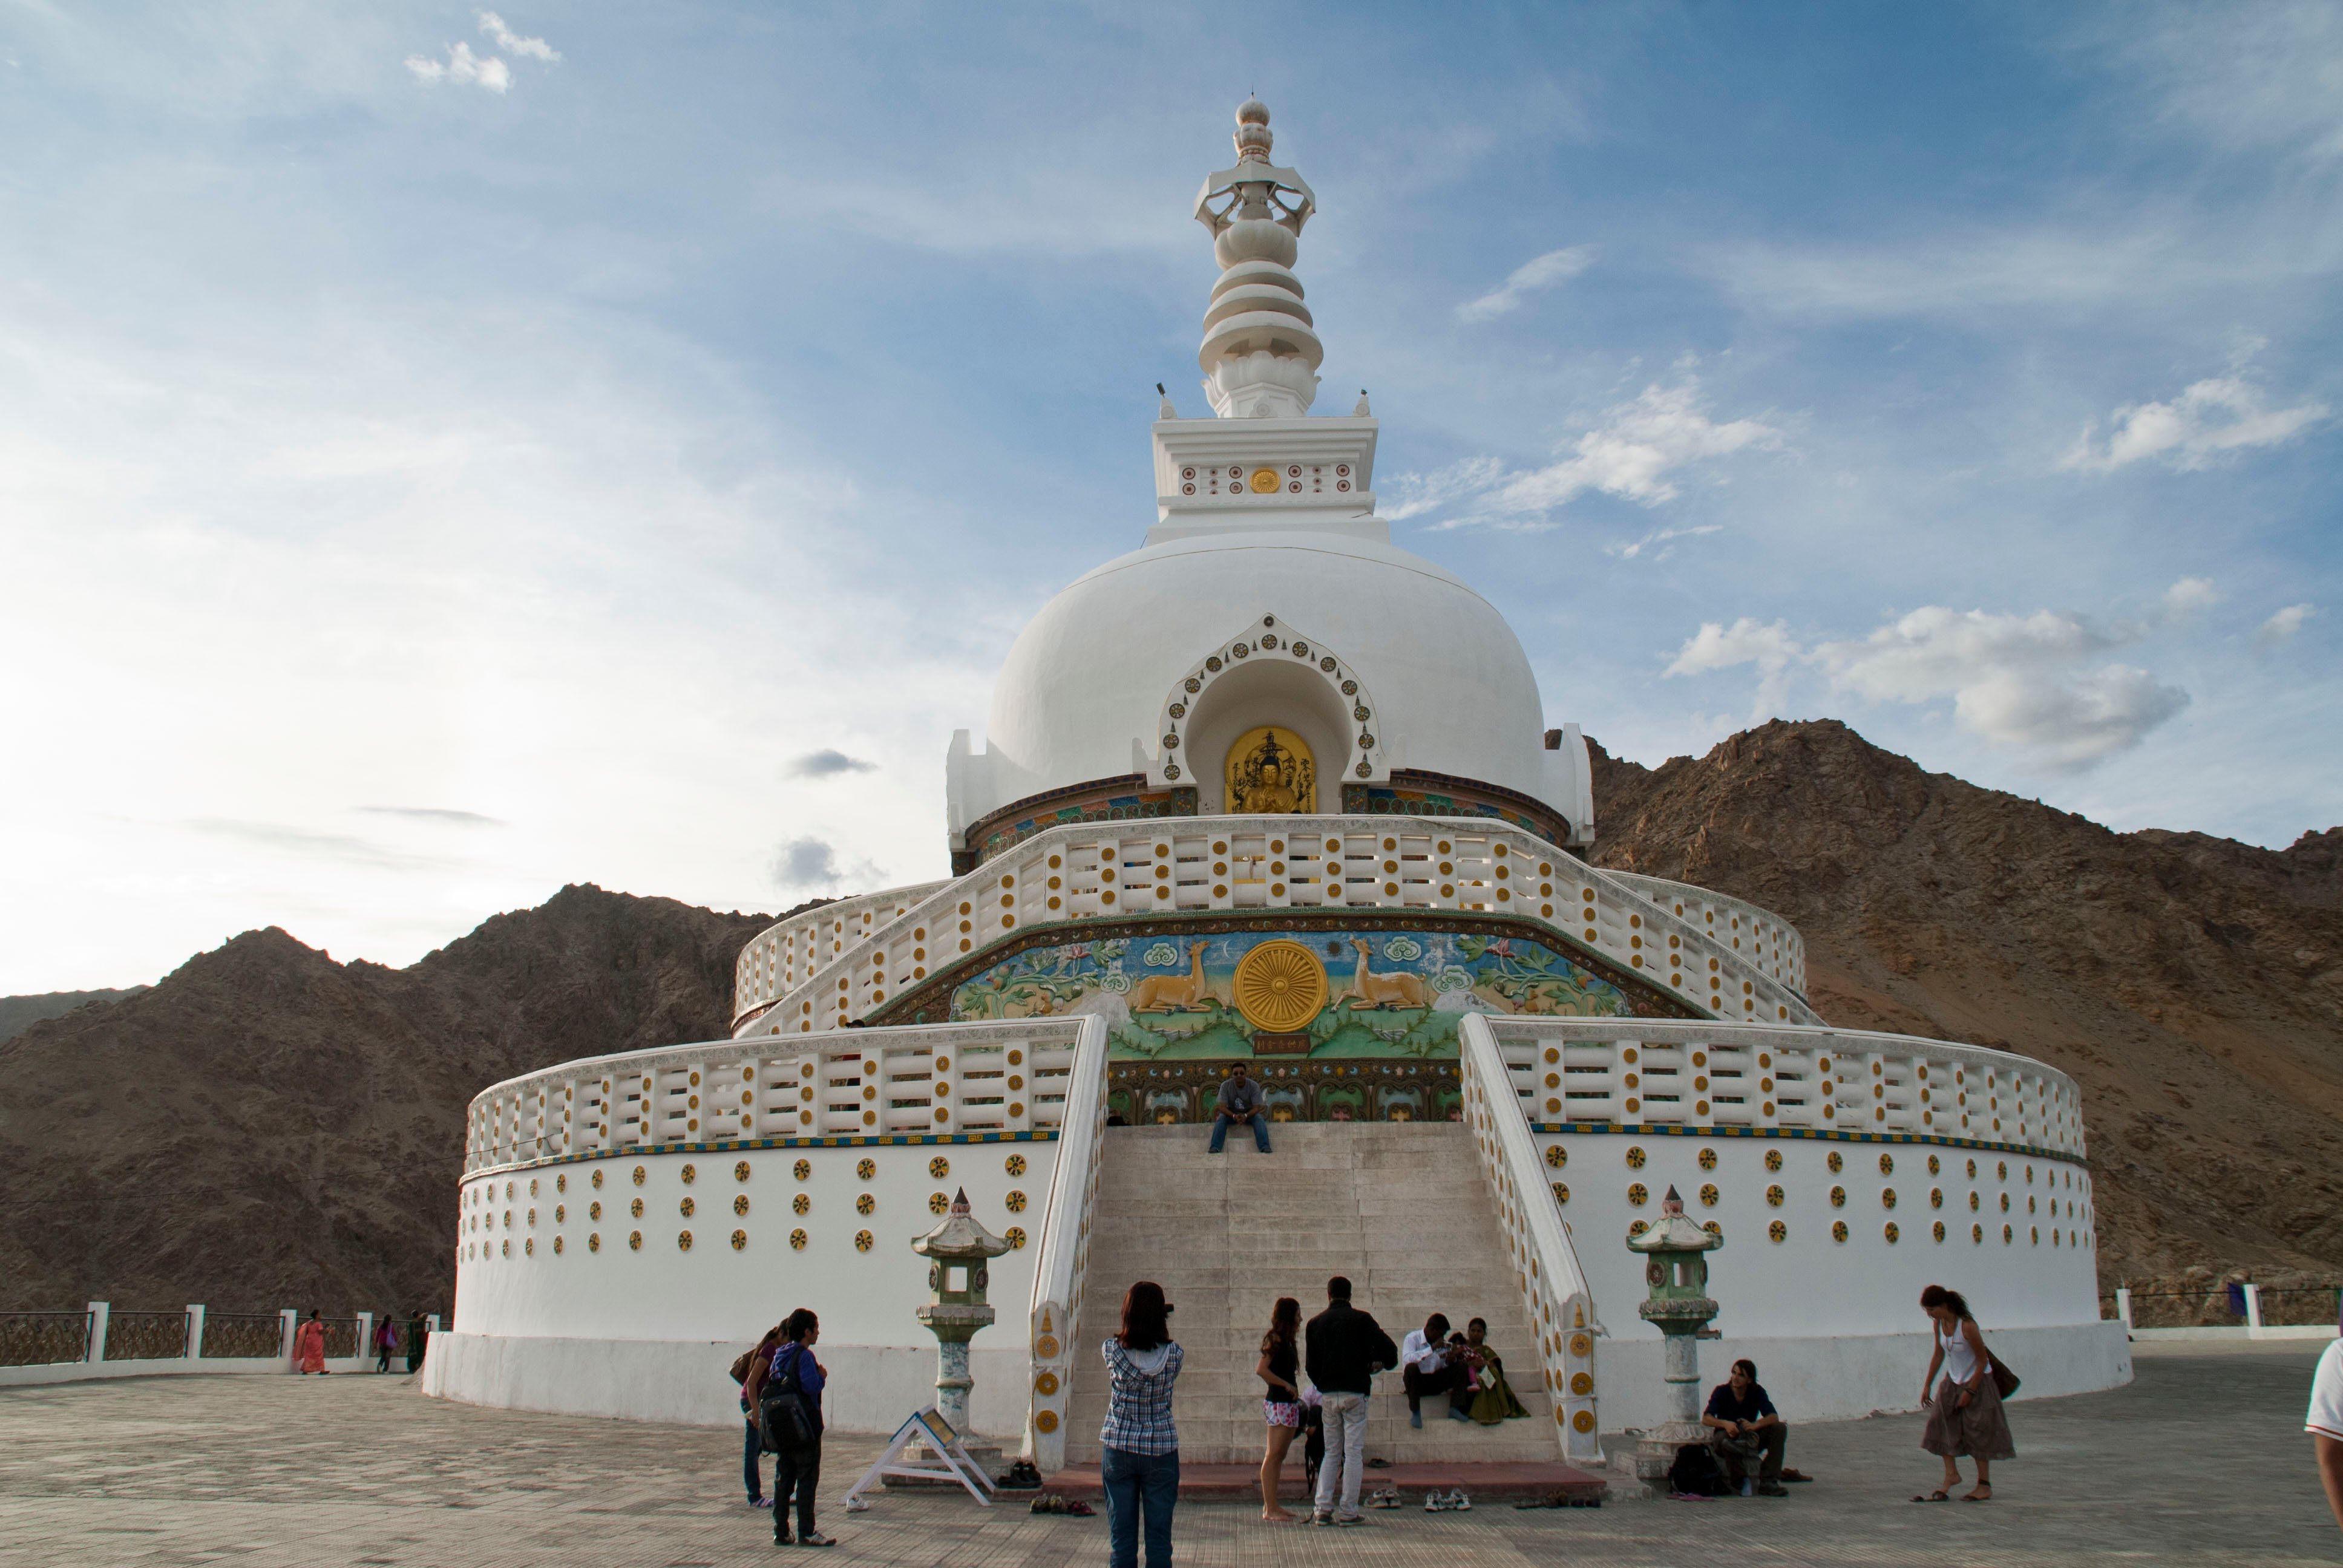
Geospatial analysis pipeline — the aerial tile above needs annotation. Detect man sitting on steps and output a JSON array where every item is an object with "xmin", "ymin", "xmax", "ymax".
[{"xmin": 1207, "ymin": 1061, "xmax": 1271, "ymax": 1154}]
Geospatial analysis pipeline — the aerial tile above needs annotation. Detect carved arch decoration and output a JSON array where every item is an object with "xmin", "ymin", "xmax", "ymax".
[{"xmin": 1145, "ymin": 615, "xmax": 1387, "ymax": 795}]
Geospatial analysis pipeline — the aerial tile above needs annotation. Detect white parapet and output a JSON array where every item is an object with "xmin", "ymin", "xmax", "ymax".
[{"xmin": 732, "ymin": 814, "xmax": 1818, "ymax": 1040}]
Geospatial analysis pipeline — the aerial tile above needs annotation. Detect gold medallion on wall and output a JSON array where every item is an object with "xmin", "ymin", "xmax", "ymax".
[
  {"xmin": 1225, "ymin": 727, "xmax": 1316, "ymax": 813},
  {"xmin": 1231, "ymin": 939, "xmax": 1329, "ymax": 1033}
]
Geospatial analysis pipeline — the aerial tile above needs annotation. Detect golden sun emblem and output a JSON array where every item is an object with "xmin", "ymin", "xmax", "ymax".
[{"xmin": 1230, "ymin": 939, "xmax": 1328, "ymax": 1033}]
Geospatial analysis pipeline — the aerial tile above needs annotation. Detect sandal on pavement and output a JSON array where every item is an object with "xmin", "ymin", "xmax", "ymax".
[
  {"xmin": 1910, "ymin": 1491, "xmax": 1949, "ymax": 1502},
  {"xmin": 1961, "ymin": 1489, "xmax": 1992, "ymax": 1503}
]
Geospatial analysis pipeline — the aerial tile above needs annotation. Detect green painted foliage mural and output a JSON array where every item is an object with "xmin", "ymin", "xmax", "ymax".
[{"xmin": 948, "ymin": 927, "xmax": 1630, "ymax": 1059}]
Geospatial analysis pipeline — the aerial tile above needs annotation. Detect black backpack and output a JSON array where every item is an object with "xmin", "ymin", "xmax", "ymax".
[
  {"xmin": 1671, "ymin": 1442, "xmax": 1728, "ymax": 1497},
  {"xmin": 757, "ymin": 1344, "xmax": 821, "ymax": 1455}
]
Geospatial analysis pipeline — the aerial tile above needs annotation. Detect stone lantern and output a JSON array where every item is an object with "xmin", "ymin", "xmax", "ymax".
[
  {"xmin": 1627, "ymin": 1186, "xmax": 1724, "ymax": 1486},
  {"xmin": 910, "ymin": 1188, "xmax": 1012, "ymax": 1468}
]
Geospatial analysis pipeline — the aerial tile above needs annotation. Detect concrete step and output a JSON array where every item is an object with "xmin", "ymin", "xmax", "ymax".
[{"xmin": 1060, "ymin": 1121, "xmax": 1565, "ymax": 1469}]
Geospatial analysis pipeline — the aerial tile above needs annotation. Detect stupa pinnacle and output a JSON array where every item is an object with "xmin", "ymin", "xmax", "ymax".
[{"xmin": 1193, "ymin": 98, "xmax": 1322, "ymax": 417}]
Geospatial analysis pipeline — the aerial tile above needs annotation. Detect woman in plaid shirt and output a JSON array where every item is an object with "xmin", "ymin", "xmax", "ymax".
[{"xmin": 1101, "ymin": 1281, "xmax": 1183, "ymax": 1568}]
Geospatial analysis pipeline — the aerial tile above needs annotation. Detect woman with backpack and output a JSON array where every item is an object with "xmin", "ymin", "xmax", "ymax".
[
  {"xmin": 1913, "ymin": 1285, "xmax": 2016, "ymax": 1502},
  {"xmin": 1100, "ymin": 1281, "xmax": 1182, "ymax": 1568},
  {"xmin": 749, "ymin": 1310, "xmax": 834, "ymax": 1547},
  {"xmin": 737, "ymin": 1323, "xmax": 788, "ymax": 1510}
]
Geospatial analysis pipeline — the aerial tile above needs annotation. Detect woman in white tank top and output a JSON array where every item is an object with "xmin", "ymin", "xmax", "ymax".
[{"xmin": 1913, "ymin": 1284, "xmax": 2014, "ymax": 1501}]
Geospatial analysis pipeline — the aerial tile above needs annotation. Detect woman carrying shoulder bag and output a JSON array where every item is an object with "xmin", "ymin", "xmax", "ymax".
[
  {"xmin": 751, "ymin": 1309, "xmax": 836, "ymax": 1547},
  {"xmin": 1912, "ymin": 1285, "xmax": 2016, "ymax": 1502}
]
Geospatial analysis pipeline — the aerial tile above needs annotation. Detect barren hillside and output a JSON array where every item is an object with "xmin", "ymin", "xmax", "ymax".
[{"xmin": 1588, "ymin": 719, "xmax": 2343, "ymax": 1288}]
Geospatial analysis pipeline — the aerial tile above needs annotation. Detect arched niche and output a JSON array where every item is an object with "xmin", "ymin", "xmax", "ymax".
[{"xmin": 1147, "ymin": 615, "xmax": 1386, "ymax": 811}]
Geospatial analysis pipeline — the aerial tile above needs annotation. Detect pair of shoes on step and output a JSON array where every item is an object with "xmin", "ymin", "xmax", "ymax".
[
  {"xmin": 1365, "ymin": 1486, "xmax": 1403, "ymax": 1509},
  {"xmin": 1423, "ymin": 1488, "xmax": 1473, "ymax": 1512}
]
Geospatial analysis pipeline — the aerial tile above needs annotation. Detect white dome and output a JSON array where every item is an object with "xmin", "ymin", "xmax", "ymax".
[{"xmin": 960, "ymin": 530, "xmax": 1561, "ymax": 826}]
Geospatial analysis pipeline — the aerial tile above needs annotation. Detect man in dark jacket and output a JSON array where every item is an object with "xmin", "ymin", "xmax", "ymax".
[{"xmin": 1303, "ymin": 1276, "xmax": 1398, "ymax": 1525}]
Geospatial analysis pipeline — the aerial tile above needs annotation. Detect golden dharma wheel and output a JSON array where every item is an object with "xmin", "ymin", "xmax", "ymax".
[{"xmin": 1230, "ymin": 939, "xmax": 1328, "ymax": 1033}]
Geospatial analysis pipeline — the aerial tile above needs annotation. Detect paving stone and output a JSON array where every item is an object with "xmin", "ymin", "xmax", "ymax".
[{"xmin": 0, "ymin": 1342, "xmax": 2335, "ymax": 1566}]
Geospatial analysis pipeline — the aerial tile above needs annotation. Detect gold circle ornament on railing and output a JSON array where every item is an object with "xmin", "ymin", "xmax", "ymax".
[{"xmin": 1230, "ymin": 939, "xmax": 1328, "ymax": 1032}]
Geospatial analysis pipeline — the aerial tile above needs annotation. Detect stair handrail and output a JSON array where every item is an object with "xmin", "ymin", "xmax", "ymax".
[
  {"xmin": 1023, "ymin": 1011, "xmax": 1110, "ymax": 1472},
  {"xmin": 1459, "ymin": 1009, "xmax": 1607, "ymax": 1467}
]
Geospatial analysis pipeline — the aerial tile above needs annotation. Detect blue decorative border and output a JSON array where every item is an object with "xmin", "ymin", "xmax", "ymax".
[
  {"xmin": 1530, "ymin": 1120, "xmax": 2086, "ymax": 1166},
  {"xmin": 468, "ymin": 1128, "xmax": 1061, "ymax": 1180}
]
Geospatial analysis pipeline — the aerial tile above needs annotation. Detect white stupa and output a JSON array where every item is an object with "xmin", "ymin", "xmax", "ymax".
[{"xmin": 428, "ymin": 102, "xmax": 2126, "ymax": 1468}]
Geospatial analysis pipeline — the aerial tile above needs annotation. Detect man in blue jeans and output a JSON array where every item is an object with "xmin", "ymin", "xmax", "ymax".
[{"xmin": 1207, "ymin": 1061, "xmax": 1271, "ymax": 1154}]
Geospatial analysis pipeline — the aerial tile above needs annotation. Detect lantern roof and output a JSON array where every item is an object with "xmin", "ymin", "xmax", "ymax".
[
  {"xmin": 912, "ymin": 1188, "xmax": 1013, "ymax": 1260},
  {"xmin": 1628, "ymin": 1186, "xmax": 1724, "ymax": 1254}
]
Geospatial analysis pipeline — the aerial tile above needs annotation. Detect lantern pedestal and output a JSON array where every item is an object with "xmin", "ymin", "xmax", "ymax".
[{"xmin": 886, "ymin": 1191, "xmax": 1012, "ymax": 1488}]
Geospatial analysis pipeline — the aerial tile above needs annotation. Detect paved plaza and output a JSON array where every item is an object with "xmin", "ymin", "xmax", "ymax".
[{"xmin": 0, "ymin": 1342, "xmax": 2334, "ymax": 1567}]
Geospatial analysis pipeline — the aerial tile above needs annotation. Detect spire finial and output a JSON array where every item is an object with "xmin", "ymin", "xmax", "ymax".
[{"xmin": 1191, "ymin": 99, "xmax": 1322, "ymax": 419}]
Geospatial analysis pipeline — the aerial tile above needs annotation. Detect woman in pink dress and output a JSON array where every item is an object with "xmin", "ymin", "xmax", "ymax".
[{"xmin": 294, "ymin": 1310, "xmax": 329, "ymax": 1374}]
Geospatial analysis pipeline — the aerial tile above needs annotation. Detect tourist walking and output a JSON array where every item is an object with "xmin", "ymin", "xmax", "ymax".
[
  {"xmin": 750, "ymin": 1308, "xmax": 834, "ymax": 1547},
  {"xmin": 1399, "ymin": 1313, "xmax": 1469, "ymax": 1427},
  {"xmin": 1913, "ymin": 1285, "xmax": 2014, "ymax": 1501},
  {"xmin": 1256, "ymin": 1296, "xmax": 1304, "ymax": 1521},
  {"xmin": 1207, "ymin": 1061, "xmax": 1271, "ymax": 1154},
  {"xmin": 1303, "ymin": 1275, "xmax": 1397, "ymax": 1526},
  {"xmin": 293, "ymin": 1310, "xmax": 328, "ymax": 1375},
  {"xmin": 1099, "ymin": 1281, "xmax": 1182, "ymax": 1568},
  {"xmin": 405, "ymin": 1311, "xmax": 428, "ymax": 1373},
  {"xmin": 372, "ymin": 1313, "xmax": 399, "ymax": 1373},
  {"xmin": 738, "ymin": 1321, "xmax": 788, "ymax": 1510}
]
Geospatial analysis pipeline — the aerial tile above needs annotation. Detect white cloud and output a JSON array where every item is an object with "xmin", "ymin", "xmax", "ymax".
[
  {"xmin": 2257, "ymin": 602, "xmax": 2316, "ymax": 646},
  {"xmin": 1392, "ymin": 379, "xmax": 1782, "ymax": 531},
  {"xmin": 1611, "ymin": 523, "xmax": 1723, "ymax": 561},
  {"xmin": 2059, "ymin": 370, "xmax": 2328, "ymax": 473},
  {"xmin": 1663, "ymin": 617, "xmax": 1800, "ymax": 722},
  {"xmin": 1663, "ymin": 605, "xmax": 2191, "ymax": 770},
  {"xmin": 405, "ymin": 41, "xmax": 511, "ymax": 93},
  {"xmin": 479, "ymin": 11, "xmax": 560, "ymax": 62},
  {"xmin": 1815, "ymin": 608, "xmax": 2187, "ymax": 769},
  {"xmin": 1457, "ymin": 246, "xmax": 1596, "ymax": 322},
  {"xmin": 2161, "ymin": 576, "xmax": 2219, "ymax": 615},
  {"xmin": 787, "ymin": 749, "xmax": 878, "ymax": 779}
]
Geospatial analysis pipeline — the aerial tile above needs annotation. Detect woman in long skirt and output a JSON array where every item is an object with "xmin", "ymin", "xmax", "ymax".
[{"xmin": 1913, "ymin": 1285, "xmax": 2014, "ymax": 1501}]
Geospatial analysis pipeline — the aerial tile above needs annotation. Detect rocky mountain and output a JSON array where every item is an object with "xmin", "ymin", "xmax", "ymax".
[
  {"xmin": 1588, "ymin": 719, "xmax": 2343, "ymax": 1299},
  {"xmin": 4, "ymin": 720, "xmax": 2333, "ymax": 1320},
  {"xmin": 0, "ymin": 886, "xmax": 783, "ymax": 1316},
  {"xmin": 0, "ymin": 987, "xmax": 149, "ymax": 1044}
]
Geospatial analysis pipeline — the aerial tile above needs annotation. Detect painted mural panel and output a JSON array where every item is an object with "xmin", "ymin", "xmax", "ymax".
[{"xmin": 948, "ymin": 926, "xmax": 1631, "ymax": 1059}]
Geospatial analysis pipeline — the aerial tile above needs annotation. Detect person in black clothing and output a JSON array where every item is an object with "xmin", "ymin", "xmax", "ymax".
[
  {"xmin": 1303, "ymin": 1276, "xmax": 1398, "ymax": 1525},
  {"xmin": 748, "ymin": 1308, "xmax": 836, "ymax": 1546},
  {"xmin": 1256, "ymin": 1297, "xmax": 1304, "ymax": 1521},
  {"xmin": 1702, "ymin": 1358, "xmax": 1789, "ymax": 1495}
]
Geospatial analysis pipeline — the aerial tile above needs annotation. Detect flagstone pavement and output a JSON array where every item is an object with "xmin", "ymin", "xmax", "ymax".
[{"xmin": 0, "ymin": 1341, "xmax": 2335, "ymax": 1567}]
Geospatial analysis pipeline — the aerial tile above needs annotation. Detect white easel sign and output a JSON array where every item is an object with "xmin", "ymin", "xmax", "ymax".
[{"xmin": 841, "ymin": 1406, "xmax": 998, "ymax": 1510}]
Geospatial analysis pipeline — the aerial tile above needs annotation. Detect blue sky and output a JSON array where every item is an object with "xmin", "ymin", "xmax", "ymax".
[{"xmin": 2, "ymin": 3, "xmax": 2336, "ymax": 990}]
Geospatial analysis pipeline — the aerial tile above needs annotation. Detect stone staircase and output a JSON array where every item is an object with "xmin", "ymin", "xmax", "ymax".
[{"xmin": 1061, "ymin": 1122, "xmax": 1560, "ymax": 1466}]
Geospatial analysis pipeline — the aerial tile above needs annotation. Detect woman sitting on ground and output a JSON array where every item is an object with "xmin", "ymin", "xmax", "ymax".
[
  {"xmin": 1914, "ymin": 1284, "xmax": 2014, "ymax": 1503},
  {"xmin": 1256, "ymin": 1297, "xmax": 1304, "ymax": 1522}
]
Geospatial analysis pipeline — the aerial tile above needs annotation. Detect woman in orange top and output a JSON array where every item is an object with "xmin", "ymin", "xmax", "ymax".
[{"xmin": 293, "ymin": 1310, "xmax": 329, "ymax": 1374}]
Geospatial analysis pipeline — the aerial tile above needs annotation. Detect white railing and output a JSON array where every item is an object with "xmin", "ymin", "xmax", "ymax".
[
  {"xmin": 732, "ymin": 883, "xmax": 954, "ymax": 1027},
  {"xmin": 742, "ymin": 815, "xmax": 1820, "ymax": 1040},
  {"xmin": 1482, "ymin": 1017, "xmax": 2088, "ymax": 1159},
  {"xmin": 1459, "ymin": 1013, "xmax": 1605, "ymax": 1466},
  {"xmin": 462, "ymin": 1019, "xmax": 1089, "ymax": 1175},
  {"xmin": 1598, "ymin": 872, "xmax": 1807, "ymax": 996},
  {"xmin": 1022, "ymin": 1014, "xmax": 1110, "ymax": 1472}
]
